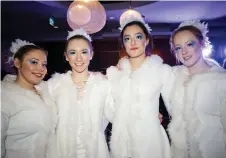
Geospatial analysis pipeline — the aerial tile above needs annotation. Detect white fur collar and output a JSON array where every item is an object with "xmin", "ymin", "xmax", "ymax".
[
  {"xmin": 179, "ymin": 64, "xmax": 225, "ymax": 78},
  {"xmin": 58, "ymin": 70, "xmax": 103, "ymax": 86},
  {"xmin": 119, "ymin": 55, "xmax": 163, "ymax": 72},
  {"xmin": 3, "ymin": 74, "xmax": 17, "ymax": 82},
  {"xmin": 2, "ymin": 74, "xmax": 44, "ymax": 94}
]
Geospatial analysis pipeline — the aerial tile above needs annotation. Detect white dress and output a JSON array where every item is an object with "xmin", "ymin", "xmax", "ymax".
[
  {"xmin": 46, "ymin": 71, "xmax": 114, "ymax": 158},
  {"xmin": 1, "ymin": 75, "xmax": 57, "ymax": 158},
  {"xmin": 167, "ymin": 64, "xmax": 226, "ymax": 158},
  {"xmin": 106, "ymin": 55, "xmax": 174, "ymax": 158}
]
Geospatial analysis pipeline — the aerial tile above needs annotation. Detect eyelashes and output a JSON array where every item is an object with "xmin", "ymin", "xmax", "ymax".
[
  {"xmin": 68, "ymin": 51, "xmax": 75, "ymax": 55},
  {"xmin": 28, "ymin": 59, "xmax": 47, "ymax": 67},
  {"xmin": 68, "ymin": 51, "xmax": 89, "ymax": 55},
  {"xmin": 123, "ymin": 37, "xmax": 130, "ymax": 43},
  {"xmin": 28, "ymin": 59, "xmax": 38, "ymax": 65},
  {"xmin": 187, "ymin": 41, "xmax": 196, "ymax": 47},
  {"xmin": 123, "ymin": 34, "xmax": 144, "ymax": 43},
  {"xmin": 174, "ymin": 40, "xmax": 197, "ymax": 53},
  {"xmin": 136, "ymin": 34, "xmax": 143, "ymax": 40},
  {"xmin": 42, "ymin": 63, "xmax": 47, "ymax": 67},
  {"xmin": 174, "ymin": 47, "xmax": 182, "ymax": 53},
  {"xmin": 82, "ymin": 51, "xmax": 88, "ymax": 54}
]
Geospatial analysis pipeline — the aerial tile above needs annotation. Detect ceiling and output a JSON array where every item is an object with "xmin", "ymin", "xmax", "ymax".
[{"xmin": 2, "ymin": 1, "xmax": 226, "ymax": 42}]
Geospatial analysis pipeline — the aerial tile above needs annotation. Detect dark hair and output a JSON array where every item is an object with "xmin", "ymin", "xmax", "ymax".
[
  {"xmin": 14, "ymin": 45, "xmax": 48, "ymax": 61},
  {"xmin": 120, "ymin": 21, "xmax": 150, "ymax": 47},
  {"xmin": 171, "ymin": 25, "xmax": 204, "ymax": 45},
  {"xmin": 65, "ymin": 35, "xmax": 93, "ymax": 53}
]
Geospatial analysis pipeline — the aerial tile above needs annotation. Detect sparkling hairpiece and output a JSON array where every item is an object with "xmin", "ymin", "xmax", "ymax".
[
  {"xmin": 67, "ymin": 28, "xmax": 92, "ymax": 42},
  {"xmin": 177, "ymin": 20, "xmax": 208, "ymax": 36},
  {"xmin": 119, "ymin": 14, "xmax": 152, "ymax": 33},
  {"xmin": 7, "ymin": 39, "xmax": 35, "ymax": 63}
]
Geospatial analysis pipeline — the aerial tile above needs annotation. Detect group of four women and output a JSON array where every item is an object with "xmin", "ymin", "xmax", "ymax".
[{"xmin": 1, "ymin": 15, "xmax": 226, "ymax": 158}]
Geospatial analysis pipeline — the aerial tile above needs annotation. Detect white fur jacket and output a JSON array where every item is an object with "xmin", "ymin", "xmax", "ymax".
[
  {"xmin": 106, "ymin": 55, "xmax": 174, "ymax": 158},
  {"xmin": 46, "ymin": 71, "xmax": 114, "ymax": 158},
  {"xmin": 167, "ymin": 64, "xmax": 226, "ymax": 158},
  {"xmin": 1, "ymin": 75, "xmax": 57, "ymax": 158}
]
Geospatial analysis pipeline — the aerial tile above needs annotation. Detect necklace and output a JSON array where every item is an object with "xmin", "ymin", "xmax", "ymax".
[
  {"xmin": 73, "ymin": 80, "xmax": 88, "ymax": 90},
  {"xmin": 184, "ymin": 74, "xmax": 193, "ymax": 87},
  {"xmin": 73, "ymin": 80, "xmax": 88, "ymax": 100},
  {"xmin": 33, "ymin": 88, "xmax": 41, "ymax": 96},
  {"xmin": 71, "ymin": 73, "xmax": 91, "ymax": 100}
]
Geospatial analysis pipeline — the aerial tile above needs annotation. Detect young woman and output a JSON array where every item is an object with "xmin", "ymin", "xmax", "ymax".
[
  {"xmin": 107, "ymin": 15, "xmax": 173, "ymax": 158},
  {"xmin": 46, "ymin": 28, "xmax": 114, "ymax": 158},
  {"xmin": 168, "ymin": 20, "xmax": 226, "ymax": 158},
  {"xmin": 1, "ymin": 39, "xmax": 57, "ymax": 158}
]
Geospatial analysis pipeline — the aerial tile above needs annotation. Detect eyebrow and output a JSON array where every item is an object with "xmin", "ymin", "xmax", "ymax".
[
  {"xmin": 185, "ymin": 40, "xmax": 196, "ymax": 44},
  {"xmin": 136, "ymin": 32, "xmax": 143, "ymax": 35},
  {"xmin": 174, "ymin": 39, "xmax": 196, "ymax": 47},
  {"xmin": 174, "ymin": 44, "xmax": 181, "ymax": 47},
  {"xmin": 30, "ymin": 58, "xmax": 39, "ymax": 61},
  {"xmin": 123, "ymin": 35, "xmax": 130, "ymax": 38},
  {"xmin": 67, "ymin": 49, "xmax": 76, "ymax": 52},
  {"xmin": 67, "ymin": 49, "xmax": 89, "ymax": 52},
  {"xmin": 123, "ymin": 32, "xmax": 143, "ymax": 37},
  {"xmin": 29, "ymin": 58, "xmax": 47, "ymax": 63},
  {"xmin": 81, "ymin": 49, "xmax": 88, "ymax": 51}
]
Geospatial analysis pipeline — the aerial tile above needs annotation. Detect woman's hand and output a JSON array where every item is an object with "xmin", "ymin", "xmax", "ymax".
[
  {"xmin": 116, "ymin": 56, "xmax": 129, "ymax": 70},
  {"xmin": 159, "ymin": 113, "xmax": 163, "ymax": 124}
]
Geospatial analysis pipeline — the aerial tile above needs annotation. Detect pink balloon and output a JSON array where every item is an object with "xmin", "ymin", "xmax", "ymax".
[
  {"xmin": 67, "ymin": 1, "xmax": 106, "ymax": 34},
  {"xmin": 68, "ymin": 4, "xmax": 91, "ymax": 25}
]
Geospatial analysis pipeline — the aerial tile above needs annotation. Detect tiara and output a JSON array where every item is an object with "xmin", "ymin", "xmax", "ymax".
[
  {"xmin": 176, "ymin": 20, "xmax": 208, "ymax": 36},
  {"xmin": 6, "ymin": 39, "xmax": 35, "ymax": 63},
  {"xmin": 119, "ymin": 14, "xmax": 152, "ymax": 33},
  {"xmin": 67, "ymin": 28, "xmax": 92, "ymax": 42}
]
